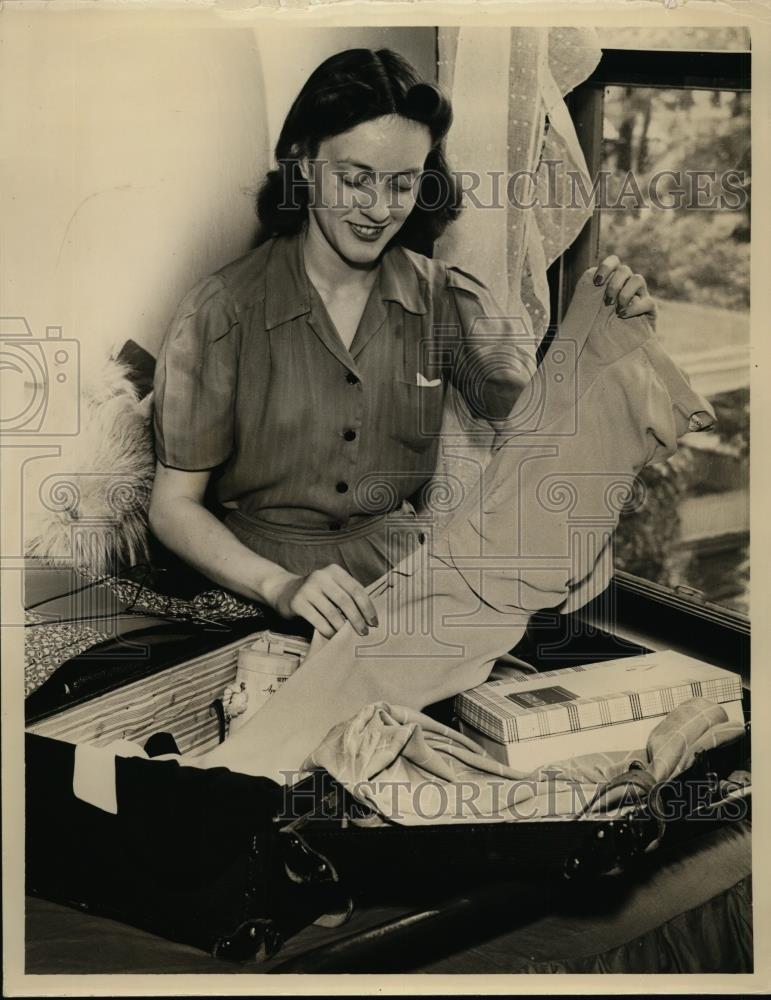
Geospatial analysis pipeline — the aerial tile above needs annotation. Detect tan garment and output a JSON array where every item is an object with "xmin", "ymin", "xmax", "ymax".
[
  {"xmin": 304, "ymin": 698, "xmax": 745, "ymax": 825},
  {"xmin": 200, "ymin": 272, "xmax": 716, "ymax": 784}
]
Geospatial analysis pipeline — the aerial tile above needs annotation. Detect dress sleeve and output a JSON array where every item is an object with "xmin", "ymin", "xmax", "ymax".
[
  {"xmin": 152, "ymin": 275, "xmax": 240, "ymax": 471},
  {"xmin": 443, "ymin": 265, "xmax": 538, "ymax": 419}
]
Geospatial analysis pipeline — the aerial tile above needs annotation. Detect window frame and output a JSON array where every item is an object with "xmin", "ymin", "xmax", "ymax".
[{"xmin": 548, "ymin": 47, "xmax": 751, "ymax": 640}]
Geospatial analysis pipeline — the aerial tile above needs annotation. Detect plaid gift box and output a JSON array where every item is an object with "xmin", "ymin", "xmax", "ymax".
[{"xmin": 455, "ymin": 651, "xmax": 744, "ymax": 770}]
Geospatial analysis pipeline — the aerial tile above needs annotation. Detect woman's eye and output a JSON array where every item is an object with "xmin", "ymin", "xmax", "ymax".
[{"xmin": 342, "ymin": 173, "xmax": 370, "ymax": 189}]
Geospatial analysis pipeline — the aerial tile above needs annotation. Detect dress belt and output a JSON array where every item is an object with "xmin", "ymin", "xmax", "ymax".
[{"xmin": 225, "ymin": 500, "xmax": 417, "ymax": 546}]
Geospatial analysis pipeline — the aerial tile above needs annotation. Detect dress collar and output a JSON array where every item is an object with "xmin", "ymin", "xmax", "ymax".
[{"xmin": 263, "ymin": 227, "xmax": 428, "ymax": 330}]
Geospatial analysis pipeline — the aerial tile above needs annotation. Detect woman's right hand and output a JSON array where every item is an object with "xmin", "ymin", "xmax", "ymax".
[{"xmin": 263, "ymin": 563, "xmax": 379, "ymax": 639}]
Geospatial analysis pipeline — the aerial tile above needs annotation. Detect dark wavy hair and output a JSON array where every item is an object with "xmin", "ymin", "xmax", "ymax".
[{"xmin": 256, "ymin": 48, "xmax": 462, "ymax": 254}]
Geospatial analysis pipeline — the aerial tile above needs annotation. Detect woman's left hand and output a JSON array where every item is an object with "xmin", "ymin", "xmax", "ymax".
[{"xmin": 591, "ymin": 255, "xmax": 657, "ymax": 322}]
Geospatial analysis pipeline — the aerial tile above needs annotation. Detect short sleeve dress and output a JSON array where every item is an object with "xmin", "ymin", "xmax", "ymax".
[{"xmin": 153, "ymin": 226, "xmax": 535, "ymax": 585}]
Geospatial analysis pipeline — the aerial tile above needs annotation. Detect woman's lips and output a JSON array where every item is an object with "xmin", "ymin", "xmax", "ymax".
[{"xmin": 349, "ymin": 221, "xmax": 388, "ymax": 243}]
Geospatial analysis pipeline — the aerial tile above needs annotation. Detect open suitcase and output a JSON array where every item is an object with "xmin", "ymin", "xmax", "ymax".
[
  {"xmin": 26, "ymin": 727, "xmax": 750, "ymax": 965},
  {"xmin": 25, "ymin": 574, "xmax": 752, "ymax": 967}
]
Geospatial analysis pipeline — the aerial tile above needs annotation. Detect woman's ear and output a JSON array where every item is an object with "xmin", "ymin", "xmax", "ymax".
[{"xmin": 293, "ymin": 146, "xmax": 311, "ymax": 182}]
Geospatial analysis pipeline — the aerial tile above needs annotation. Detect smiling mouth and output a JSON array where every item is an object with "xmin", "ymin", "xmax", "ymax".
[{"xmin": 349, "ymin": 222, "xmax": 388, "ymax": 241}]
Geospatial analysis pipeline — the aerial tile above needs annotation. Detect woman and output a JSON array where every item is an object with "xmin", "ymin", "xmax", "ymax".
[{"xmin": 149, "ymin": 47, "xmax": 655, "ymax": 642}]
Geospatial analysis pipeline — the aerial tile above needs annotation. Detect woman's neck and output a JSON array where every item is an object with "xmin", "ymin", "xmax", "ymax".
[{"xmin": 301, "ymin": 218, "xmax": 379, "ymax": 298}]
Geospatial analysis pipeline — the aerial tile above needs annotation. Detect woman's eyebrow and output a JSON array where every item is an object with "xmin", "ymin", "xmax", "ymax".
[{"xmin": 337, "ymin": 159, "xmax": 421, "ymax": 176}]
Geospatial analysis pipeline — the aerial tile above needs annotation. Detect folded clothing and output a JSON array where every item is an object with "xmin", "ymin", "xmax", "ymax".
[{"xmin": 303, "ymin": 697, "xmax": 746, "ymax": 826}]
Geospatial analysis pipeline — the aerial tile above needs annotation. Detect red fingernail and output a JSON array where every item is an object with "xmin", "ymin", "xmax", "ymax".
[{"xmin": 594, "ymin": 274, "xmax": 605, "ymax": 286}]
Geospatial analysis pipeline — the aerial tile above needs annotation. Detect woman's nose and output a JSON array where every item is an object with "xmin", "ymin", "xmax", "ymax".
[{"xmin": 356, "ymin": 183, "xmax": 391, "ymax": 223}]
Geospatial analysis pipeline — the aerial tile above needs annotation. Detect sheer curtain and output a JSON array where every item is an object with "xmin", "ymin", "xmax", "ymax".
[{"xmin": 427, "ymin": 27, "xmax": 602, "ymax": 527}]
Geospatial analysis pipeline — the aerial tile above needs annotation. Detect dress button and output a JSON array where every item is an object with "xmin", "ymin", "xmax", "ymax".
[
  {"xmin": 343, "ymin": 429, "xmax": 357, "ymax": 442},
  {"xmin": 336, "ymin": 481, "xmax": 349, "ymax": 494},
  {"xmin": 346, "ymin": 372, "xmax": 359, "ymax": 385}
]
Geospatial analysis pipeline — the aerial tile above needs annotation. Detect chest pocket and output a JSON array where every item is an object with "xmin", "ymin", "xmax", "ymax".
[{"xmin": 390, "ymin": 376, "xmax": 446, "ymax": 453}]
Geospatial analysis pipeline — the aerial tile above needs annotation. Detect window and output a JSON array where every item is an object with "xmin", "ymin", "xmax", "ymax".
[{"xmin": 553, "ymin": 36, "xmax": 750, "ymax": 619}]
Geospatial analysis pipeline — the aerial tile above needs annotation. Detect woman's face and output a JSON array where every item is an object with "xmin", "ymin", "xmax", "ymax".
[{"xmin": 300, "ymin": 114, "xmax": 433, "ymax": 267}]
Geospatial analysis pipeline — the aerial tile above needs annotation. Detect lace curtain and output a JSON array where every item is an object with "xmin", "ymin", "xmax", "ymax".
[{"xmin": 426, "ymin": 27, "xmax": 602, "ymax": 527}]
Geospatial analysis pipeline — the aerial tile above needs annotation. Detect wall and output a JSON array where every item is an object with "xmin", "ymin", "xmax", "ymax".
[
  {"xmin": 1, "ymin": 12, "xmax": 436, "ymax": 366},
  {"xmin": 2, "ymin": 11, "xmax": 265, "ymax": 367}
]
